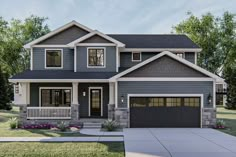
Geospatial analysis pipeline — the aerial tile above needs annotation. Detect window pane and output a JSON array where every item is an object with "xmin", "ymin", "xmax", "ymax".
[
  {"xmin": 153, "ymin": 98, "xmax": 164, "ymax": 107},
  {"xmin": 88, "ymin": 49, "xmax": 104, "ymax": 66},
  {"xmin": 132, "ymin": 52, "xmax": 141, "ymax": 61},
  {"xmin": 130, "ymin": 97, "xmax": 147, "ymax": 107},
  {"xmin": 184, "ymin": 97, "xmax": 200, "ymax": 107},
  {"xmin": 41, "ymin": 89, "xmax": 50, "ymax": 107},
  {"xmin": 46, "ymin": 50, "xmax": 62, "ymax": 67},
  {"xmin": 63, "ymin": 90, "xmax": 71, "ymax": 106},
  {"xmin": 166, "ymin": 98, "xmax": 181, "ymax": 107}
]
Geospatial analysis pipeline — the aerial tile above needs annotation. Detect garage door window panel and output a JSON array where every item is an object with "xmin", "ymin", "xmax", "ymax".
[
  {"xmin": 166, "ymin": 98, "xmax": 181, "ymax": 107},
  {"xmin": 184, "ymin": 98, "xmax": 200, "ymax": 107}
]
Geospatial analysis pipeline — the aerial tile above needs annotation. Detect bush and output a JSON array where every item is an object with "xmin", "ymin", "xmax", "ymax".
[
  {"xmin": 8, "ymin": 117, "xmax": 18, "ymax": 129},
  {"xmin": 103, "ymin": 120, "xmax": 119, "ymax": 131},
  {"xmin": 22, "ymin": 124, "xmax": 55, "ymax": 129},
  {"xmin": 216, "ymin": 120, "xmax": 226, "ymax": 129},
  {"xmin": 57, "ymin": 121, "xmax": 68, "ymax": 132}
]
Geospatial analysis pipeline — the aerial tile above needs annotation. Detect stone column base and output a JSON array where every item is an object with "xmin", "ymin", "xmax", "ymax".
[
  {"xmin": 202, "ymin": 108, "xmax": 216, "ymax": 128},
  {"xmin": 19, "ymin": 105, "xmax": 27, "ymax": 125},
  {"xmin": 108, "ymin": 104, "xmax": 115, "ymax": 120},
  {"xmin": 70, "ymin": 104, "xmax": 79, "ymax": 124},
  {"xmin": 114, "ymin": 108, "xmax": 129, "ymax": 128}
]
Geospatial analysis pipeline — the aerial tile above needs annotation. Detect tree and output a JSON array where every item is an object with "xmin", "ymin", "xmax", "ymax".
[{"xmin": 0, "ymin": 66, "xmax": 11, "ymax": 110}]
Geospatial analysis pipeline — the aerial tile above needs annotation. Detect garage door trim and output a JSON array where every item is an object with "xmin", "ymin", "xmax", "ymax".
[{"xmin": 128, "ymin": 94, "xmax": 203, "ymax": 128}]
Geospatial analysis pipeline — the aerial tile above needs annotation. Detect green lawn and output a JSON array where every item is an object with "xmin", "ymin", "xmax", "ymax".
[
  {"xmin": 0, "ymin": 142, "xmax": 124, "ymax": 157},
  {"xmin": 0, "ymin": 107, "xmax": 87, "ymax": 137},
  {"xmin": 217, "ymin": 106, "xmax": 236, "ymax": 136}
]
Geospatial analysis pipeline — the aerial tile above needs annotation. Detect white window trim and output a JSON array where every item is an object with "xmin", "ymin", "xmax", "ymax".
[
  {"xmin": 44, "ymin": 49, "xmax": 63, "ymax": 69},
  {"xmin": 88, "ymin": 87, "xmax": 103, "ymax": 117},
  {"xmin": 175, "ymin": 52, "xmax": 185, "ymax": 58},
  {"xmin": 87, "ymin": 47, "xmax": 106, "ymax": 68},
  {"xmin": 132, "ymin": 52, "xmax": 142, "ymax": 62},
  {"xmin": 39, "ymin": 87, "xmax": 72, "ymax": 107},
  {"xmin": 127, "ymin": 93, "xmax": 204, "ymax": 128}
]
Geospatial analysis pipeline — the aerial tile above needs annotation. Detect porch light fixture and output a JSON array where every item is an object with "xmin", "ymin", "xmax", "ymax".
[
  {"xmin": 121, "ymin": 95, "xmax": 124, "ymax": 103},
  {"xmin": 83, "ymin": 90, "xmax": 86, "ymax": 96},
  {"xmin": 207, "ymin": 93, "xmax": 212, "ymax": 104}
]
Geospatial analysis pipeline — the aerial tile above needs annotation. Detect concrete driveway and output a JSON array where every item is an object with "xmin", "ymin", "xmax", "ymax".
[{"xmin": 124, "ymin": 128, "xmax": 236, "ymax": 157}]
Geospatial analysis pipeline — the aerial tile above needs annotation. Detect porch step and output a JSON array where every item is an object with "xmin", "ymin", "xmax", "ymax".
[{"xmin": 83, "ymin": 122, "xmax": 102, "ymax": 128}]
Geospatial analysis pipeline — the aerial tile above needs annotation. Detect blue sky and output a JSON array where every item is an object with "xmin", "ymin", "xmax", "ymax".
[{"xmin": 0, "ymin": 0, "xmax": 235, "ymax": 33}]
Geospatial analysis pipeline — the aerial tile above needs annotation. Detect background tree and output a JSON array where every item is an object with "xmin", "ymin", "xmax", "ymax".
[{"xmin": 0, "ymin": 66, "xmax": 11, "ymax": 110}]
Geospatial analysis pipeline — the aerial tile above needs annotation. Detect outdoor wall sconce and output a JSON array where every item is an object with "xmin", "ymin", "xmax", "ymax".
[
  {"xmin": 121, "ymin": 95, "xmax": 124, "ymax": 103},
  {"xmin": 207, "ymin": 93, "xmax": 212, "ymax": 104},
  {"xmin": 83, "ymin": 90, "xmax": 86, "ymax": 96}
]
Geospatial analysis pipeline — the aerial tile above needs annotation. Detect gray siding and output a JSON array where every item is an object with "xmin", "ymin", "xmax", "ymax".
[
  {"xmin": 124, "ymin": 56, "xmax": 207, "ymax": 77},
  {"xmin": 118, "ymin": 81, "xmax": 213, "ymax": 108},
  {"xmin": 30, "ymin": 83, "xmax": 72, "ymax": 107},
  {"xmin": 38, "ymin": 26, "xmax": 89, "ymax": 45},
  {"xmin": 81, "ymin": 35, "xmax": 112, "ymax": 43},
  {"xmin": 76, "ymin": 46, "xmax": 116, "ymax": 72},
  {"xmin": 120, "ymin": 52, "xmax": 196, "ymax": 68},
  {"xmin": 185, "ymin": 52, "xmax": 195, "ymax": 64},
  {"xmin": 78, "ymin": 83, "xmax": 109, "ymax": 118},
  {"xmin": 33, "ymin": 47, "xmax": 74, "ymax": 70}
]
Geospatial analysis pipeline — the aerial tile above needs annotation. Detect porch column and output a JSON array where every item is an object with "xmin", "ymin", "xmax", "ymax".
[
  {"xmin": 19, "ymin": 82, "xmax": 29, "ymax": 125},
  {"xmin": 71, "ymin": 82, "xmax": 79, "ymax": 123},
  {"xmin": 108, "ymin": 82, "xmax": 115, "ymax": 120}
]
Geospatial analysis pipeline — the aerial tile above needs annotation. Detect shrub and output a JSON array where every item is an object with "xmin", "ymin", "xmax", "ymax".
[
  {"xmin": 216, "ymin": 120, "xmax": 226, "ymax": 129},
  {"xmin": 57, "ymin": 121, "xmax": 68, "ymax": 132},
  {"xmin": 22, "ymin": 124, "xmax": 55, "ymax": 129},
  {"xmin": 103, "ymin": 120, "xmax": 119, "ymax": 131},
  {"xmin": 8, "ymin": 117, "xmax": 18, "ymax": 129}
]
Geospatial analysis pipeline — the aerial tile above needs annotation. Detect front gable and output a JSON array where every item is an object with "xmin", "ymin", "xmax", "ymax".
[
  {"xmin": 123, "ymin": 56, "xmax": 207, "ymax": 77},
  {"xmin": 81, "ymin": 35, "xmax": 112, "ymax": 43}
]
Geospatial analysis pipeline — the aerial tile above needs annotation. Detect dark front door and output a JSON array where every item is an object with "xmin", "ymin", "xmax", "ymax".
[{"xmin": 90, "ymin": 89, "xmax": 102, "ymax": 117}]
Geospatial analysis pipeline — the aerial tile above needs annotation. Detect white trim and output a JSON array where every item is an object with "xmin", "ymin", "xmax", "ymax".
[
  {"xmin": 118, "ymin": 77, "xmax": 214, "ymax": 81},
  {"xmin": 131, "ymin": 52, "xmax": 142, "ymax": 62},
  {"xmin": 74, "ymin": 46, "xmax": 77, "ymax": 72},
  {"xmin": 32, "ymin": 45, "xmax": 69, "ymax": 48},
  {"xmin": 30, "ymin": 48, "xmax": 33, "ymax": 70},
  {"xmin": 213, "ymin": 80, "xmax": 216, "ymax": 108},
  {"xmin": 24, "ymin": 21, "xmax": 93, "ymax": 48},
  {"xmin": 175, "ymin": 52, "xmax": 185, "ymax": 59},
  {"xmin": 67, "ymin": 30, "xmax": 125, "ymax": 47},
  {"xmin": 127, "ymin": 93, "xmax": 204, "ymax": 128},
  {"xmin": 115, "ymin": 81, "xmax": 118, "ymax": 108},
  {"xmin": 121, "ymin": 48, "xmax": 202, "ymax": 52},
  {"xmin": 110, "ymin": 51, "xmax": 224, "ymax": 83},
  {"xmin": 195, "ymin": 52, "xmax": 197, "ymax": 64},
  {"xmin": 76, "ymin": 43, "xmax": 116, "ymax": 46},
  {"xmin": 44, "ymin": 49, "xmax": 63, "ymax": 69},
  {"xmin": 9, "ymin": 79, "xmax": 109, "ymax": 83},
  {"xmin": 39, "ymin": 87, "xmax": 72, "ymax": 107},
  {"xmin": 87, "ymin": 47, "xmax": 106, "ymax": 68},
  {"xmin": 88, "ymin": 87, "xmax": 103, "ymax": 117},
  {"xmin": 116, "ymin": 46, "xmax": 119, "ymax": 72}
]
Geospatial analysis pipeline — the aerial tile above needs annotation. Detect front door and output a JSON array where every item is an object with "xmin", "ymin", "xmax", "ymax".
[{"xmin": 90, "ymin": 88, "xmax": 102, "ymax": 117}]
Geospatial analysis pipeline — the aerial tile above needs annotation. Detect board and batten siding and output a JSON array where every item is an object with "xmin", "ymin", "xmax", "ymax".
[
  {"xmin": 32, "ymin": 48, "xmax": 74, "ymax": 70},
  {"xmin": 29, "ymin": 83, "xmax": 72, "ymax": 107},
  {"xmin": 117, "ymin": 81, "xmax": 213, "ymax": 108},
  {"xmin": 120, "ymin": 52, "xmax": 196, "ymax": 68},
  {"xmin": 76, "ymin": 46, "xmax": 117, "ymax": 72}
]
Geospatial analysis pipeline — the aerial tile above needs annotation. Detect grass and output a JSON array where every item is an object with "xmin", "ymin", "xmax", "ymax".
[
  {"xmin": 216, "ymin": 106, "xmax": 236, "ymax": 136},
  {"xmin": 0, "ymin": 142, "xmax": 124, "ymax": 157},
  {"xmin": 0, "ymin": 107, "xmax": 89, "ymax": 137}
]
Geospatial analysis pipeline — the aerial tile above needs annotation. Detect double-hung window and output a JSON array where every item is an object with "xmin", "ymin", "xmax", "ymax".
[
  {"xmin": 45, "ymin": 49, "xmax": 63, "ymax": 68},
  {"xmin": 88, "ymin": 48, "xmax": 105, "ymax": 68}
]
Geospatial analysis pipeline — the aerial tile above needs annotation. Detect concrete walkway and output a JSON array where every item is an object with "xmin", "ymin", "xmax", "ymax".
[
  {"xmin": 124, "ymin": 128, "xmax": 236, "ymax": 157},
  {"xmin": 80, "ymin": 128, "xmax": 123, "ymax": 136},
  {"xmin": 0, "ymin": 136, "xmax": 123, "ymax": 142}
]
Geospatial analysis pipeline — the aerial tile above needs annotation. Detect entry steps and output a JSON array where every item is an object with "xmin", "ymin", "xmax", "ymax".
[{"xmin": 80, "ymin": 118, "xmax": 106, "ymax": 128}]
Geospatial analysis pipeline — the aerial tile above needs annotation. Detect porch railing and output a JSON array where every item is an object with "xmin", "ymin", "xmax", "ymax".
[{"xmin": 27, "ymin": 107, "xmax": 71, "ymax": 119}]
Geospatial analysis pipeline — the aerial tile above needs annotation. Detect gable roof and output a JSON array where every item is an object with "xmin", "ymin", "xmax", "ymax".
[
  {"xmin": 67, "ymin": 30, "xmax": 125, "ymax": 47},
  {"xmin": 24, "ymin": 21, "xmax": 93, "ymax": 48},
  {"xmin": 109, "ymin": 51, "xmax": 224, "ymax": 83},
  {"xmin": 108, "ymin": 34, "xmax": 201, "ymax": 50}
]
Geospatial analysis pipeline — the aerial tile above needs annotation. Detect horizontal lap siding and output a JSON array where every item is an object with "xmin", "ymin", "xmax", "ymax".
[
  {"xmin": 33, "ymin": 48, "xmax": 74, "ymax": 70},
  {"xmin": 185, "ymin": 52, "xmax": 195, "ymax": 64},
  {"xmin": 118, "ymin": 81, "xmax": 213, "ymax": 108}
]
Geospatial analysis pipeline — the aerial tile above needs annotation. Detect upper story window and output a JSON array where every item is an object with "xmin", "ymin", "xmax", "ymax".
[
  {"xmin": 176, "ymin": 52, "xmax": 185, "ymax": 58},
  {"xmin": 132, "ymin": 52, "xmax": 141, "ymax": 62},
  {"xmin": 45, "ymin": 49, "xmax": 63, "ymax": 69},
  {"xmin": 87, "ymin": 48, "xmax": 105, "ymax": 68}
]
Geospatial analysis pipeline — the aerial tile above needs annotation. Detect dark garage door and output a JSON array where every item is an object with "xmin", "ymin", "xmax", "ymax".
[{"xmin": 130, "ymin": 97, "xmax": 201, "ymax": 128}]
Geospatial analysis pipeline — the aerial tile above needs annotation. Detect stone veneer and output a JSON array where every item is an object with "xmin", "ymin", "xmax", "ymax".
[
  {"xmin": 108, "ymin": 104, "xmax": 115, "ymax": 120},
  {"xmin": 202, "ymin": 108, "xmax": 216, "ymax": 128},
  {"xmin": 114, "ymin": 108, "xmax": 129, "ymax": 128}
]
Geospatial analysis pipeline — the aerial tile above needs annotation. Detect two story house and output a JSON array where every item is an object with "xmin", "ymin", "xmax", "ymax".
[{"xmin": 10, "ymin": 21, "xmax": 224, "ymax": 128}]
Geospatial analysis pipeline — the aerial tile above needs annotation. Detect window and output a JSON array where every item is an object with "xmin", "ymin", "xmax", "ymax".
[
  {"xmin": 153, "ymin": 98, "xmax": 164, "ymax": 107},
  {"xmin": 88, "ymin": 48, "xmax": 105, "ymax": 67},
  {"xmin": 132, "ymin": 52, "xmax": 141, "ymax": 62},
  {"xmin": 176, "ymin": 52, "xmax": 184, "ymax": 58},
  {"xmin": 41, "ymin": 88, "xmax": 71, "ymax": 107},
  {"xmin": 45, "ymin": 49, "xmax": 63, "ymax": 68},
  {"xmin": 166, "ymin": 98, "xmax": 181, "ymax": 107},
  {"xmin": 14, "ymin": 84, "xmax": 19, "ymax": 94},
  {"xmin": 130, "ymin": 97, "xmax": 147, "ymax": 107},
  {"xmin": 184, "ymin": 98, "xmax": 200, "ymax": 107}
]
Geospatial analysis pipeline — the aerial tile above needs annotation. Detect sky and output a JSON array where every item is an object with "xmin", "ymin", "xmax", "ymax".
[{"xmin": 0, "ymin": 0, "xmax": 235, "ymax": 34}]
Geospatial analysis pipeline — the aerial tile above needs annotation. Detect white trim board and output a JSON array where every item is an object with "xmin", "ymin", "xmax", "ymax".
[
  {"xmin": 9, "ymin": 79, "xmax": 109, "ymax": 83},
  {"xmin": 120, "ymin": 48, "xmax": 202, "ymax": 52},
  {"xmin": 24, "ymin": 21, "xmax": 93, "ymax": 49},
  {"xmin": 39, "ymin": 87, "xmax": 72, "ymax": 107},
  {"xmin": 67, "ymin": 30, "xmax": 125, "ymax": 47},
  {"xmin": 127, "ymin": 93, "xmax": 204, "ymax": 128},
  {"xmin": 44, "ymin": 49, "xmax": 63, "ymax": 69},
  {"xmin": 117, "ymin": 77, "xmax": 214, "ymax": 81},
  {"xmin": 88, "ymin": 87, "xmax": 103, "ymax": 117},
  {"xmin": 110, "ymin": 51, "xmax": 224, "ymax": 83},
  {"xmin": 87, "ymin": 47, "xmax": 106, "ymax": 68},
  {"xmin": 76, "ymin": 43, "xmax": 116, "ymax": 46},
  {"xmin": 33, "ymin": 45, "xmax": 69, "ymax": 48}
]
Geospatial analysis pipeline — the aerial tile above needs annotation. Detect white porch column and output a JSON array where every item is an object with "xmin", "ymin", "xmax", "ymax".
[
  {"xmin": 109, "ymin": 82, "xmax": 115, "ymax": 104},
  {"xmin": 19, "ymin": 82, "xmax": 29, "ymax": 105},
  {"xmin": 72, "ymin": 82, "xmax": 79, "ymax": 104}
]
